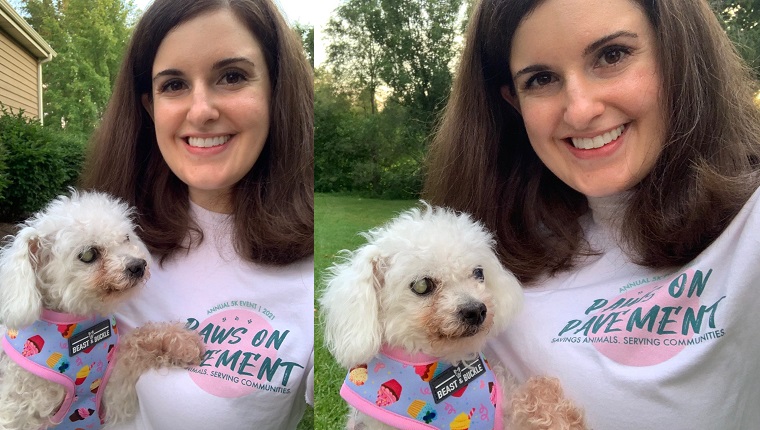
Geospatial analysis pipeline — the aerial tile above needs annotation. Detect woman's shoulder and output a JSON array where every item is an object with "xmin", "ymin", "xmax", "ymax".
[{"xmin": 721, "ymin": 183, "xmax": 760, "ymax": 234}]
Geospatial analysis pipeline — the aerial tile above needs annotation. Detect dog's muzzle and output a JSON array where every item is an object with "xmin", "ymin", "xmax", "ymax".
[
  {"xmin": 459, "ymin": 302, "xmax": 487, "ymax": 335},
  {"xmin": 126, "ymin": 258, "xmax": 147, "ymax": 279}
]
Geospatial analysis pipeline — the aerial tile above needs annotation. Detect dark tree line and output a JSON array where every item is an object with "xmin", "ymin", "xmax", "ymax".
[{"xmin": 316, "ymin": 0, "xmax": 466, "ymax": 198}]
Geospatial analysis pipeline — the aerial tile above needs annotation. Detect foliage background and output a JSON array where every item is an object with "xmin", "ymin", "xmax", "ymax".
[
  {"xmin": 315, "ymin": 0, "xmax": 468, "ymax": 199},
  {"xmin": 0, "ymin": 106, "xmax": 85, "ymax": 221}
]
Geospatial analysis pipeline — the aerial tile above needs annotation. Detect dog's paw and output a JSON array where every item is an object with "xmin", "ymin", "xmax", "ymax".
[
  {"xmin": 509, "ymin": 376, "xmax": 587, "ymax": 430},
  {"xmin": 140, "ymin": 323, "xmax": 206, "ymax": 367},
  {"xmin": 125, "ymin": 321, "xmax": 205, "ymax": 368},
  {"xmin": 160, "ymin": 322, "xmax": 205, "ymax": 367}
]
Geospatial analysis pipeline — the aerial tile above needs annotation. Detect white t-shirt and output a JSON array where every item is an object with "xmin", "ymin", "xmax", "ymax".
[
  {"xmin": 488, "ymin": 188, "xmax": 760, "ymax": 429},
  {"xmin": 112, "ymin": 203, "xmax": 314, "ymax": 430}
]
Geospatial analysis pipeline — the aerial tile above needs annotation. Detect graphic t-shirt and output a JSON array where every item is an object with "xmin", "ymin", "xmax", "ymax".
[
  {"xmin": 110, "ymin": 203, "xmax": 314, "ymax": 430},
  {"xmin": 488, "ymin": 189, "xmax": 760, "ymax": 429}
]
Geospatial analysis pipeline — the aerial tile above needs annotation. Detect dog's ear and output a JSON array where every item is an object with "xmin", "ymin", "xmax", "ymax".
[
  {"xmin": 320, "ymin": 243, "xmax": 385, "ymax": 367},
  {"xmin": 484, "ymin": 252, "xmax": 524, "ymax": 332},
  {"xmin": 0, "ymin": 226, "xmax": 43, "ymax": 329}
]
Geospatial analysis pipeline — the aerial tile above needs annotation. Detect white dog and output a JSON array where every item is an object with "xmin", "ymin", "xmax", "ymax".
[
  {"xmin": 320, "ymin": 203, "xmax": 586, "ymax": 430},
  {"xmin": 0, "ymin": 190, "xmax": 203, "ymax": 430}
]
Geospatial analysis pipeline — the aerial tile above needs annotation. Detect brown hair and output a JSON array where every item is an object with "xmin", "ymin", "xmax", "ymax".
[
  {"xmin": 81, "ymin": 0, "xmax": 313, "ymax": 266},
  {"xmin": 424, "ymin": 0, "xmax": 760, "ymax": 284}
]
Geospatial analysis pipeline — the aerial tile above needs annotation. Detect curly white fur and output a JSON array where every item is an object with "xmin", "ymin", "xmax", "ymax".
[
  {"xmin": 320, "ymin": 203, "xmax": 587, "ymax": 430},
  {"xmin": 322, "ymin": 203, "xmax": 523, "ymax": 366},
  {"xmin": 0, "ymin": 190, "xmax": 204, "ymax": 430}
]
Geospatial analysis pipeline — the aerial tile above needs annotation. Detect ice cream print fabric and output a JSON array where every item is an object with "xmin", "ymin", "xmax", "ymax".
[
  {"xmin": 184, "ymin": 301, "xmax": 306, "ymax": 398},
  {"xmin": 552, "ymin": 268, "xmax": 724, "ymax": 366},
  {"xmin": 341, "ymin": 349, "xmax": 500, "ymax": 429},
  {"xmin": 1, "ymin": 311, "xmax": 118, "ymax": 429}
]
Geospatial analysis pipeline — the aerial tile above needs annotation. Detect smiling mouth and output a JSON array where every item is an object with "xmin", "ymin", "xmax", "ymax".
[
  {"xmin": 570, "ymin": 125, "xmax": 625, "ymax": 150},
  {"xmin": 186, "ymin": 135, "xmax": 231, "ymax": 148}
]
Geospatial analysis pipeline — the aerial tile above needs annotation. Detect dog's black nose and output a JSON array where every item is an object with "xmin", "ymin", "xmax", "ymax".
[
  {"xmin": 126, "ymin": 258, "xmax": 147, "ymax": 278},
  {"xmin": 459, "ymin": 302, "xmax": 487, "ymax": 326}
]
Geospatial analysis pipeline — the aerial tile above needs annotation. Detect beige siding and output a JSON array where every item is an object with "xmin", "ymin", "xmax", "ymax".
[{"xmin": 0, "ymin": 27, "xmax": 39, "ymax": 118}]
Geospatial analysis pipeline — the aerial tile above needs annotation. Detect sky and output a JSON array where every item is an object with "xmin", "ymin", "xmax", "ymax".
[{"xmin": 133, "ymin": 0, "xmax": 340, "ymax": 66}]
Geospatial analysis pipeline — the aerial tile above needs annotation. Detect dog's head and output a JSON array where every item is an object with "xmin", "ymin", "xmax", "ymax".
[
  {"xmin": 0, "ymin": 190, "xmax": 150, "ymax": 329},
  {"xmin": 321, "ymin": 203, "xmax": 523, "ymax": 367}
]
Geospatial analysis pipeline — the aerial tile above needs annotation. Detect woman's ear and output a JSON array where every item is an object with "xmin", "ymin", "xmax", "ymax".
[
  {"xmin": 141, "ymin": 94, "xmax": 154, "ymax": 121},
  {"xmin": 500, "ymin": 85, "xmax": 520, "ymax": 114}
]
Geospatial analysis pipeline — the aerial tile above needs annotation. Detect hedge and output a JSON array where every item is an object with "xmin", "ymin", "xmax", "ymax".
[{"xmin": 0, "ymin": 106, "xmax": 87, "ymax": 222}]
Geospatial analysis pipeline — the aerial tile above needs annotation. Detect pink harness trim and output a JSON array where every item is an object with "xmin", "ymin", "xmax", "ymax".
[
  {"xmin": 2, "ymin": 336, "xmax": 76, "ymax": 424},
  {"xmin": 2, "ymin": 310, "xmax": 118, "ymax": 425}
]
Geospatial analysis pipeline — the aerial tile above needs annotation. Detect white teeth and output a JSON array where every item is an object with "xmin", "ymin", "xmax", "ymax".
[
  {"xmin": 187, "ymin": 135, "xmax": 231, "ymax": 148},
  {"xmin": 571, "ymin": 125, "xmax": 625, "ymax": 149}
]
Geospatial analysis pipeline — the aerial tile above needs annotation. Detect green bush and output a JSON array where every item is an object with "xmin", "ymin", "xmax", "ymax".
[{"xmin": 0, "ymin": 106, "xmax": 87, "ymax": 222}]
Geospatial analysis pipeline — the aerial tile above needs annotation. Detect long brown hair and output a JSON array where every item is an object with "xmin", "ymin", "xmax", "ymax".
[
  {"xmin": 81, "ymin": 0, "xmax": 313, "ymax": 266},
  {"xmin": 424, "ymin": 0, "xmax": 760, "ymax": 284}
]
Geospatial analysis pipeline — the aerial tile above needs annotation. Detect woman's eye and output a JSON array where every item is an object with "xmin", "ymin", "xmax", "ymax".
[
  {"xmin": 597, "ymin": 46, "xmax": 631, "ymax": 67},
  {"xmin": 159, "ymin": 80, "xmax": 186, "ymax": 93},
  {"xmin": 220, "ymin": 71, "xmax": 248, "ymax": 86},
  {"xmin": 78, "ymin": 248, "xmax": 99, "ymax": 264},
  {"xmin": 473, "ymin": 267, "xmax": 484, "ymax": 281},
  {"xmin": 524, "ymin": 72, "xmax": 556, "ymax": 89},
  {"xmin": 410, "ymin": 277, "xmax": 434, "ymax": 295}
]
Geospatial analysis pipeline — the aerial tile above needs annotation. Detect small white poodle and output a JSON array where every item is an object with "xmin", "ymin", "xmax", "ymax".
[
  {"xmin": 320, "ymin": 203, "xmax": 586, "ymax": 430},
  {"xmin": 0, "ymin": 190, "xmax": 204, "ymax": 430}
]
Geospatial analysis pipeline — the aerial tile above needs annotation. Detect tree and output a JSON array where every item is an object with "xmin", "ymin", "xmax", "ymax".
[
  {"xmin": 325, "ymin": 0, "xmax": 465, "ymax": 119},
  {"xmin": 21, "ymin": 0, "xmax": 136, "ymax": 134},
  {"xmin": 294, "ymin": 23, "xmax": 314, "ymax": 68},
  {"xmin": 711, "ymin": 0, "xmax": 760, "ymax": 79},
  {"xmin": 314, "ymin": 68, "xmax": 425, "ymax": 198},
  {"xmin": 314, "ymin": 69, "xmax": 363, "ymax": 192},
  {"xmin": 319, "ymin": 0, "xmax": 466, "ymax": 198},
  {"xmin": 375, "ymin": 0, "xmax": 464, "ymax": 122},
  {"xmin": 324, "ymin": 0, "xmax": 385, "ymax": 114}
]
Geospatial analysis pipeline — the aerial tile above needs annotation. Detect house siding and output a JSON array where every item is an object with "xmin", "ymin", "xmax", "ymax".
[{"xmin": 0, "ymin": 26, "xmax": 39, "ymax": 118}]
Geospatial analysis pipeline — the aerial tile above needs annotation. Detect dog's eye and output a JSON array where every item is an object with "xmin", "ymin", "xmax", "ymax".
[
  {"xmin": 410, "ymin": 277, "xmax": 434, "ymax": 295},
  {"xmin": 78, "ymin": 248, "xmax": 99, "ymax": 263},
  {"xmin": 473, "ymin": 267, "xmax": 484, "ymax": 281}
]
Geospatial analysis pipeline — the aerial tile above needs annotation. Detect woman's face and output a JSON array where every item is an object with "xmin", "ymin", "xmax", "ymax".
[
  {"xmin": 144, "ymin": 8, "xmax": 271, "ymax": 213},
  {"xmin": 506, "ymin": 0, "xmax": 665, "ymax": 197}
]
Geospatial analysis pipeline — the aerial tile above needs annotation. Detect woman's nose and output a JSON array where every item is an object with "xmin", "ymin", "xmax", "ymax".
[
  {"xmin": 562, "ymin": 75, "xmax": 605, "ymax": 130},
  {"xmin": 186, "ymin": 85, "xmax": 220, "ymax": 125}
]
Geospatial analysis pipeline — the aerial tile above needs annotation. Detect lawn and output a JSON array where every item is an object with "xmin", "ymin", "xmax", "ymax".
[{"xmin": 314, "ymin": 193, "xmax": 417, "ymax": 430}]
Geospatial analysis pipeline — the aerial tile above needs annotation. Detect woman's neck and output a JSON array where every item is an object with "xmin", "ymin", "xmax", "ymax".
[{"xmin": 586, "ymin": 192, "xmax": 632, "ymax": 231}]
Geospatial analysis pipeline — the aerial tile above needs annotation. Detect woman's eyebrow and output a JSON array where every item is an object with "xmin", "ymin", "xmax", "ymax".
[
  {"xmin": 212, "ymin": 57, "xmax": 256, "ymax": 70},
  {"xmin": 152, "ymin": 57, "xmax": 256, "ymax": 82},
  {"xmin": 513, "ymin": 64, "xmax": 551, "ymax": 82},
  {"xmin": 583, "ymin": 30, "xmax": 638, "ymax": 56},
  {"xmin": 153, "ymin": 68, "xmax": 183, "ymax": 82}
]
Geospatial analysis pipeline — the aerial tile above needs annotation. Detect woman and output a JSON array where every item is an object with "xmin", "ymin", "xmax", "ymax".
[
  {"xmin": 424, "ymin": 0, "xmax": 760, "ymax": 428},
  {"xmin": 82, "ymin": 0, "xmax": 313, "ymax": 428}
]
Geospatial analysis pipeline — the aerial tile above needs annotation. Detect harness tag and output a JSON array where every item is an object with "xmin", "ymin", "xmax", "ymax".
[
  {"xmin": 68, "ymin": 319, "xmax": 111, "ymax": 356},
  {"xmin": 429, "ymin": 355, "xmax": 486, "ymax": 404}
]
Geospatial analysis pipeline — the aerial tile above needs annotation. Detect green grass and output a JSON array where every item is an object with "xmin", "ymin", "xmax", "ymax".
[{"xmin": 314, "ymin": 193, "xmax": 417, "ymax": 430}]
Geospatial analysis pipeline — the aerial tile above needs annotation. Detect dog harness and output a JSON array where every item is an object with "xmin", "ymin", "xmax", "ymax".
[
  {"xmin": 1, "ymin": 310, "xmax": 119, "ymax": 429},
  {"xmin": 341, "ymin": 346, "xmax": 502, "ymax": 430}
]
